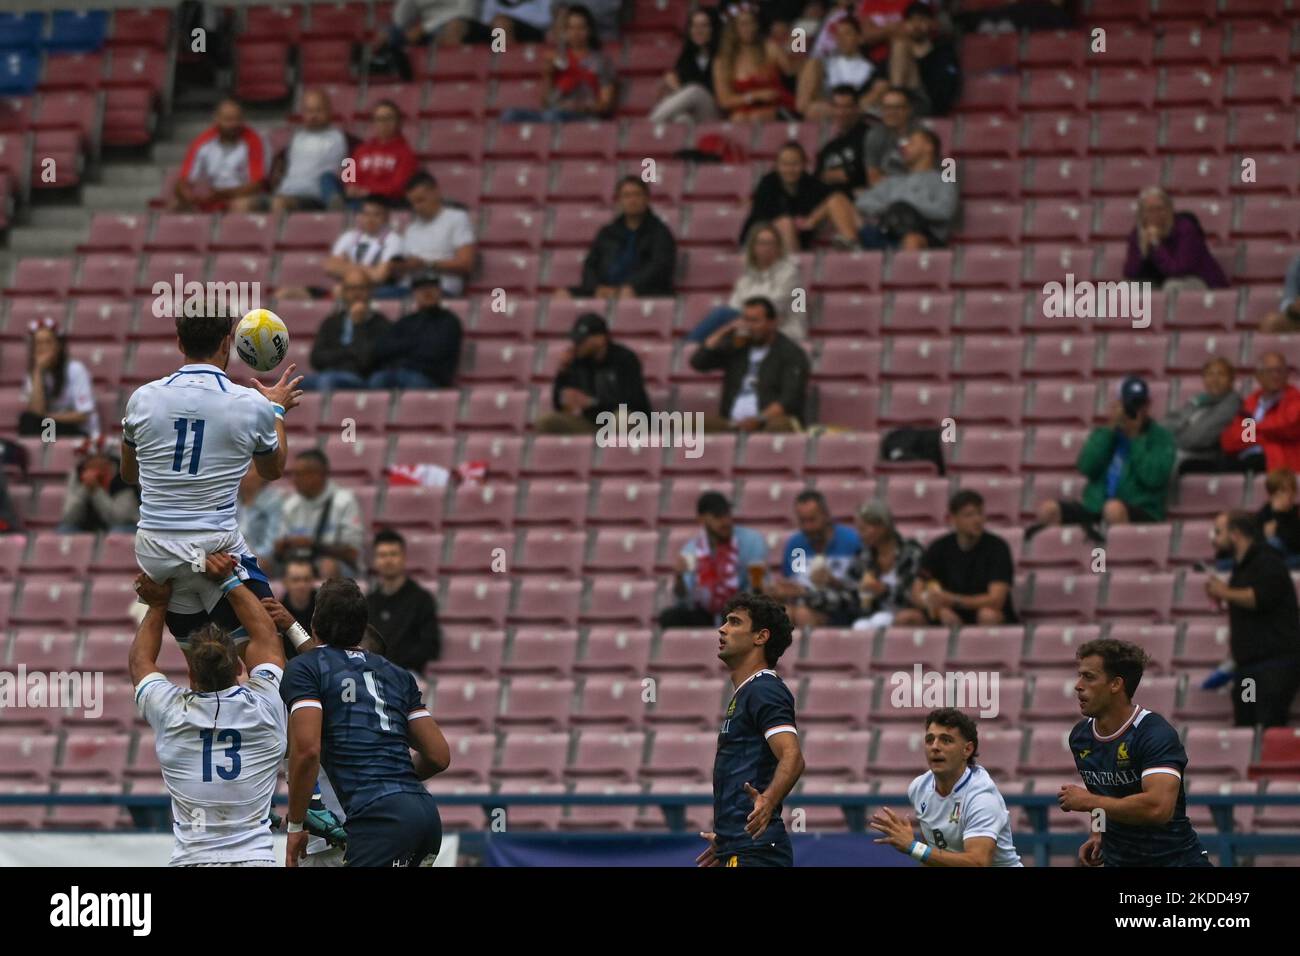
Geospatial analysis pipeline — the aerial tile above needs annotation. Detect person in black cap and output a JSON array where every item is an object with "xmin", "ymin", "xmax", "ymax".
[
  {"xmin": 559, "ymin": 176, "xmax": 677, "ymax": 300},
  {"xmin": 1030, "ymin": 375, "xmax": 1177, "ymax": 541},
  {"xmin": 366, "ymin": 269, "xmax": 463, "ymax": 389},
  {"xmin": 534, "ymin": 313, "xmax": 652, "ymax": 434},
  {"xmin": 659, "ymin": 491, "xmax": 769, "ymax": 629}
]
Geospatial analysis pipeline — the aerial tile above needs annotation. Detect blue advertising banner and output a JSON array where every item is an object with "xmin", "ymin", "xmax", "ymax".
[{"xmin": 484, "ymin": 833, "xmax": 916, "ymax": 867}]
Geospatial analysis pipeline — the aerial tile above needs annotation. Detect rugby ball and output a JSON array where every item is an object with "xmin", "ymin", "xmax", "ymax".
[{"xmin": 235, "ymin": 309, "xmax": 289, "ymax": 373}]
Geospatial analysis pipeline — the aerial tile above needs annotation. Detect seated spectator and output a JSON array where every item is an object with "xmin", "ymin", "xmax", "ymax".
[
  {"xmin": 395, "ymin": 172, "xmax": 477, "ymax": 298},
  {"xmin": 1259, "ymin": 254, "xmax": 1300, "ymax": 333},
  {"xmin": 795, "ymin": 15, "xmax": 878, "ymax": 119},
  {"xmin": 236, "ymin": 466, "xmax": 284, "ymax": 574},
  {"xmin": 884, "ymin": 2, "xmax": 961, "ymax": 117},
  {"xmin": 324, "ymin": 196, "xmax": 404, "ymax": 296},
  {"xmin": 1031, "ymin": 377, "xmax": 1176, "ymax": 540},
  {"xmin": 366, "ymin": 271, "xmax": 463, "ymax": 389},
  {"xmin": 740, "ymin": 142, "xmax": 833, "ymax": 252},
  {"xmin": 385, "ymin": 0, "xmax": 481, "ymax": 49},
  {"xmin": 807, "ymin": 0, "xmax": 861, "ymax": 60},
  {"xmin": 58, "ymin": 439, "xmax": 139, "ymax": 534},
  {"xmin": 535, "ymin": 313, "xmax": 651, "ymax": 434},
  {"xmin": 768, "ymin": 489, "xmax": 863, "ymax": 628},
  {"xmin": 846, "ymin": 500, "xmax": 924, "ymax": 631},
  {"xmin": 268, "ymin": 88, "xmax": 349, "ymax": 213},
  {"xmin": 1258, "ymin": 468, "xmax": 1300, "ymax": 569},
  {"xmin": 274, "ymin": 449, "xmax": 365, "ymax": 579},
  {"xmin": 502, "ymin": 4, "xmax": 616, "ymax": 123},
  {"xmin": 1221, "ymin": 351, "xmax": 1300, "ymax": 474},
  {"xmin": 648, "ymin": 8, "xmax": 722, "ymax": 124},
  {"xmin": 563, "ymin": 176, "xmax": 677, "ymax": 300},
  {"xmin": 367, "ymin": 528, "xmax": 441, "ymax": 673},
  {"xmin": 344, "ymin": 100, "xmax": 419, "ymax": 208},
  {"xmin": 814, "ymin": 85, "xmax": 870, "ymax": 197},
  {"xmin": 278, "ymin": 557, "xmax": 318, "ymax": 632},
  {"xmin": 711, "ymin": 2, "xmax": 797, "ymax": 122},
  {"xmin": 863, "ymin": 84, "xmax": 917, "ymax": 185},
  {"xmin": 687, "ymin": 222, "xmax": 805, "ymax": 343},
  {"xmin": 659, "ymin": 491, "xmax": 768, "ymax": 628},
  {"xmin": 818, "ymin": 126, "xmax": 958, "ymax": 250},
  {"xmin": 173, "ymin": 98, "xmax": 269, "ymax": 213},
  {"xmin": 301, "ymin": 268, "xmax": 393, "ymax": 392},
  {"xmin": 690, "ymin": 296, "xmax": 810, "ymax": 433},
  {"xmin": 1165, "ymin": 357, "xmax": 1243, "ymax": 475},
  {"xmin": 1123, "ymin": 187, "xmax": 1229, "ymax": 292},
  {"xmin": 19, "ymin": 318, "xmax": 99, "ymax": 439},
  {"xmin": 896, "ymin": 490, "xmax": 1017, "ymax": 627},
  {"xmin": 482, "ymin": 0, "xmax": 556, "ymax": 44}
]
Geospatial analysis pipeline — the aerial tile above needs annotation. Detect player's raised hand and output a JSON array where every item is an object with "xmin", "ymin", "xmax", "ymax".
[
  {"xmin": 134, "ymin": 574, "xmax": 172, "ymax": 608},
  {"xmin": 695, "ymin": 831, "xmax": 720, "ymax": 867},
  {"xmin": 869, "ymin": 806, "xmax": 916, "ymax": 853},
  {"xmin": 261, "ymin": 596, "xmax": 296, "ymax": 633},
  {"xmin": 286, "ymin": 829, "xmax": 308, "ymax": 868},
  {"xmin": 743, "ymin": 781, "xmax": 774, "ymax": 839},
  {"xmin": 1058, "ymin": 784, "xmax": 1095, "ymax": 813},
  {"xmin": 251, "ymin": 362, "xmax": 305, "ymax": 413},
  {"xmin": 1078, "ymin": 832, "xmax": 1103, "ymax": 867},
  {"xmin": 203, "ymin": 552, "xmax": 238, "ymax": 581}
]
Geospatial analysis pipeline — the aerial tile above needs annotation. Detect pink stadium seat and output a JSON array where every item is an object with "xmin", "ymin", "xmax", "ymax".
[
  {"xmin": 21, "ymin": 532, "xmax": 93, "ymax": 576},
  {"xmin": 652, "ymin": 629, "xmax": 721, "ymax": 677},
  {"xmin": 647, "ymin": 675, "xmax": 723, "ymax": 730},
  {"xmin": 1159, "ymin": 66, "xmax": 1224, "ymax": 109},
  {"xmin": 1164, "ymin": 110, "xmax": 1227, "ymax": 153},
  {"xmin": 872, "ymin": 627, "xmax": 949, "ymax": 673},
  {"xmin": 884, "ymin": 249, "xmax": 952, "ymax": 290},
  {"xmin": 868, "ymin": 727, "xmax": 927, "ymax": 774},
  {"xmin": 584, "ymin": 580, "xmax": 657, "ymax": 625},
  {"xmin": 1022, "ymin": 572, "xmax": 1100, "ymax": 620},
  {"xmin": 794, "ymin": 629, "xmax": 870, "ymax": 676},
  {"xmin": 952, "ymin": 200, "xmax": 1022, "ymax": 243},
  {"xmin": 1225, "ymin": 23, "xmax": 1291, "ymax": 64},
  {"xmin": 587, "ymin": 529, "xmax": 657, "ymax": 575},
  {"xmin": 442, "ymin": 530, "xmax": 511, "ymax": 574},
  {"xmin": 440, "ymin": 578, "xmax": 511, "ymax": 626},
  {"xmin": 56, "ymin": 732, "xmax": 131, "ymax": 781},
  {"xmin": 567, "ymin": 731, "xmax": 647, "ymax": 782},
  {"xmin": 510, "ymin": 579, "xmax": 582, "ymax": 626},
  {"xmin": 573, "ymin": 674, "xmax": 650, "ymax": 727},
  {"xmin": 458, "ymin": 388, "xmax": 529, "ymax": 431},
  {"xmin": 590, "ymin": 478, "xmax": 664, "ymax": 527},
  {"xmin": 802, "ymin": 730, "xmax": 870, "ymax": 780},
  {"xmin": 800, "ymin": 677, "xmax": 873, "ymax": 728},
  {"xmin": 643, "ymin": 731, "xmax": 717, "ymax": 779},
  {"xmin": 951, "ymin": 428, "xmax": 1025, "ymax": 473},
  {"xmin": 498, "ymin": 676, "xmax": 575, "ymax": 729},
  {"xmin": 576, "ymin": 628, "xmax": 653, "ymax": 677},
  {"xmin": 963, "ymin": 158, "xmax": 1023, "ymax": 200},
  {"xmin": 495, "ymin": 731, "xmax": 569, "ymax": 782}
]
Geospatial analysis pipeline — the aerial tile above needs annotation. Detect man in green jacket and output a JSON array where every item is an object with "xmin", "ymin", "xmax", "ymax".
[{"xmin": 1032, "ymin": 376, "xmax": 1176, "ymax": 541}]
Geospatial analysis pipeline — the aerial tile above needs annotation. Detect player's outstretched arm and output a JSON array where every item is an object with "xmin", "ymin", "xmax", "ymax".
[
  {"xmin": 744, "ymin": 732, "xmax": 804, "ymax": 839},
  {"xmin": 203, "ymin": 553, "xmax": 285, "ymax": 672},
  {"xmin": 1058, "ymin": 774, "xmax": 1179, "ymax": 827},
  {"xmin": 409, "ymin": 713, "xmax": 452, "ymax": 780},
  {"xmin": 286, "ymin": 706, "xmax": 323, "ymax": 867},
  {"xmin": 127, "ymin": 574, "xmax": 172, "ymax": 685},
  {"xmin": 119, "ymin": 442, "xmax": 138, "ymax": 486},
  {"xmin": 249, "ymin": 363, "xmax": 304, "ymax": 481}
]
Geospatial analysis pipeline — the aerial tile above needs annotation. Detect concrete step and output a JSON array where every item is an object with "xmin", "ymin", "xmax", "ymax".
[
  {"xmin": 28, "ymin": 206, "xmax": 94, "ymax": 230},
  {"xmin": 152, "ymin": 141, "xmax": 190, "ymax": 166},
  {"xmin": 81, "ymin": 183, "xmax": 158, "ymax": 209},
  {"xmin": 6, "ymin": 225, "xmax": 85, "ymax": 255},
  {"xmin": 100, "ymin": 164, "xmax": 165, "ymax": 188}
]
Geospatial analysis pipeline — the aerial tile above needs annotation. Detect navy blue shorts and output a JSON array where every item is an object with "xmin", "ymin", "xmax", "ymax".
[
  {"xmin": 1172, "ymin": 844, "xmax": 1214, "ymax": 867},
  {"xmin": 719, "ymin": 838, "xmax": 794, "ymax": 868},
  {"xmin": 344, "ymin": 791, "xmax": 443, "ymax": 868}
]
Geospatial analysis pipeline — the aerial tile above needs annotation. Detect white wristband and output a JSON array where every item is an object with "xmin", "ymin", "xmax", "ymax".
[
  {"xmin": 286, "ymin": 621, "xmax": 312, "ymax": 650},
  {"xmin": 286, "ymin": 821, "xmax": 304, "ymax": 833},
  {"xmin": 910, "ymin": 841, "xmax": 931, "ymax": 862}
]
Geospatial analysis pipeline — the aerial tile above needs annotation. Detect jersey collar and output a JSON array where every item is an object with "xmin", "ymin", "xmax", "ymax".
[
  {"xmin": 1091, "ymin": 704, "xmax": 1142, "ymax": 742},
  {"xmin": 731, "ymin": 667, "xmax": 777, "ymax": 694}
]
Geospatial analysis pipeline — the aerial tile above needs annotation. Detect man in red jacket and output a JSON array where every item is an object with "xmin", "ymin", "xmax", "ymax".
[
  {"xmin": 1221, "ymin": 351, "xmax": 1300, "ymax": 474},
  {"xmin": 173, "ymin": 99, "xmax": 269, "ymax": 212},
  {"xmin": 345, "ymin": 99, "xmax": 418, "ymax": 207}
]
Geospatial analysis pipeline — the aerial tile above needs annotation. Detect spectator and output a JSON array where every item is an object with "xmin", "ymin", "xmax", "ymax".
[
  {"xmin": 323, "ymin": 196, "xmax": 404, "ymax": 296},
  {"xmin": 278, "ymin": 557, "xmax": 318, "ymax": 631},
  {"xmin": 564, "ymin": 176, "xmax": 677, "ymax": 300},
  {"xmin": 274, "ymin": 449, "xmax": 365, "ymax": 579},
  {"xmin": 1032, "ymin": 376, "xmax": 1177, "ymax": 539},
  {"xmin": 1258, "ymin": 469, "xmax": 1300, "ymax": 568},
  {"xmin": 501, "ymin": 4, "xmax": 616, "ymax": 122},
  {"xmin": 367, "ymin": 271, "xmax": 463, "ymax": 389},
  {"xmin": 863, "ymin": 84, "xmax": 917, "ymax": 185},
  {"xmin": 344, "ymin": 100, "xmax": 419, "ymax": 207},
  {"xmin": 395, "ymin": 172, "xmax": 477, "ymax": 298},
  {"xmin": 1259, "ymin": 254, "xmax": 1300, "ymax": 333},
  {"xmin": 768, "ymin": 489, "xmax": 863, "ymax": 628},
  {"xmin": 897, "ymin": 490, "xmax": 1016, "ymax": 627},
  {"xmin": 819, "ymin": 126, "xmax": 958, "ymax": 250},
  {"xmin": 690, "ymin": 296, "xmax": 810, "ymax": 433},
  {"xmin": 659, "ymin": 491, "xmax": 768, "ymax": 628},
  {"xmin": 648, "ymin": 8, "xmax": 722, "ymax": 124},
  {"xmin": 236, "ymin": 466, "xmax": 284, "ymax": 572},
  {"xmin": 173, "ymin": 98, "xmax": 269, "ymax": 213},
  {"xmin": 482, "ymin": 0, "xmax": 555, "ymax": 43},
  {"xmin": 0, "ymin": 466, "xmax": 21, "ymax": 533},
  {"xmin": 19, "ymin": 318, "xmax": 99, "ymax": 440},
  {"xmin": 58, "ymin": 439, "xmax": 139, "ymax": 534},
  {"xmin": 268, "ymin": 88, "xmax": 349, "ymax": 213},
  {"xmin": 1123, "ymin": 187, "xmax": 1229, "ymax": 292},
  {"xmin": 795, "ymin": 16, "xmax": 878, "ymax": 119},
  {"xmin": 1165, "ymin": 357, "xmax": 1243, "ymax": 475},
  {"xmin": 1221, "ymin": 351, "xmax": 1300, "ymax": 474},
  {"xmin": 535, "ymin": 313, "xmax": 651, "ymax": 434},
  {"xmin": 367, "ymin": 528, "xmax": 441, "ymax": 673},
  {"xmin": 846, "ymin": 500, "xmax": 924, "ymax": 631},
  {"xmin": 740, "ymin": 142, "xmax": 833, "ymax": 253},
  {"xmin": 687, "ymin": 222, "xmax": 805, "ymax": 344},
  {"xmin": 385, "ymin": 0, "xmax": 481, "ymax": 48},
  {"xmin": 814, "ymin": 85, "xmax": 870, "ymax": 197},
  {"xmin": 301, "ymin": 267, "xmax": 393, "ymax": 392},
  {"xmin": 885, "ymin": 2, "xmax": 961, "ymax": 117},
  {"xmin": 808, "ymin": 0, "xmax": 862, "ymax": 60},
  {"xmin": 1206, "ymin": 510, "xmax": 1300, "ymax": 728},
  {"xmin": 712, "ymin": 2, "xmax": 797, "ymax": 122}
]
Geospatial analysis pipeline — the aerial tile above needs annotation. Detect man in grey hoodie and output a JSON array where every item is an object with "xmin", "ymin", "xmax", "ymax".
[
  {"xmin": 815, "ymin": 127, "xmax": 958, "ymax": 250},
  {"xmin": 1166, "ymin": 356, "xmax": 1244, "ymax": 475}
]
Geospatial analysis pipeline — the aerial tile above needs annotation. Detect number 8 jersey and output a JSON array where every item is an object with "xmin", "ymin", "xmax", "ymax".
[{"xmin": 135, "ymin": 664, "xmax": 287, "ymax": 866}]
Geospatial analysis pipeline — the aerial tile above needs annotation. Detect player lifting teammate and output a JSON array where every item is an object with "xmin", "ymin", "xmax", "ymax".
[
  {"xmin": 870, "ymin": 708, "xmax": 1022, "ymax": 866},
  {"xmin": 1060, "ymin": 638, "xmax": 1211, "ymax": 867},
  {"xmin": 698, "ymin": 593, "xmax": 805, "ymax": 868}
]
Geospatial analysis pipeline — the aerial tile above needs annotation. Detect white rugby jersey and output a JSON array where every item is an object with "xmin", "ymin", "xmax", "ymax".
[
  {"xmin": 136, "ymin": 663, "xmax": 287, "ymax": 866},
  {"xmin": 907, "ymin": 764, "xmax": 1023, "ymax": 867},
  {"xmin": 123, "ymin": 364, "xmax": 278, "ymax": 533}
]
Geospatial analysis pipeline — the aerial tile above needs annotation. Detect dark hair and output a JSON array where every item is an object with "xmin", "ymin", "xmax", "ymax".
[
  {"xmin": 361, "ymin": 195, "xmax": 391, "ymax": 211},
  {"xmin": 1226, "ymin": 509, "xmax": 1259, "ymax": 541},
  {"xmin": 362, "ymin": 624, "xmax": 387, "ymax": 656},
  {"xmin": 795, "ymin": 489, "xmax": 829, "ymax": 513},
  {"xmin": 564, "ymin": 3, "xmax": 602, "ymax": 49},
  {"xmin": 925, "ymin": 708, "xmax": 979, "ymax": 765},
  {"xmin": 776, "ymin": 140, "xmax": 807, "ymax": 160},
  {"xmin": 284, "ymin": 557, "xmax": 316, "ymax": 576},
  {"xmin": 948, "ymin": 489, "xmax": 984, "ymax": 515},
  {"xmin": 682, "ymin": 6, "xmax": 720, "ymax": 57},
  {"xmin": 1077, "ymin": 638, "xmax": 1149, "ymax": 700},
  {"xmin": 741, "ymin": 295, "xmax": 777, "ymax": 320},
  {"xmin": 721, "ymin": 593, "xmax": 794, "ymax": 667},
  {"xmin": 295, "ymin": 448, "xmax": 329, "ymax": 472},
  {"xmin": 27, "ymin": 327, "xmax": 70, "ymax": 401},
  {"xmin": 616, "ymin": 174, "xmax": 650, "ymax": 197},
  {"xmin": 372, "ymin": 98, "xmax": 403, "ymax": 122},
  {"xmin": 904, "ymin": 1, "xmax": 936, "ymax": 19},
  {"xmin": 373, "ymin": 527, "xmax": 406, "ymax": 551},
  {"xmin": 836, "ymin": 14, "xmax": 861, "ymax": 32},
  {"xmin": 312, "ymin": 577, "xmax": 369, "ymax": 649},
  {"xmin": 186, "ymin": 623, "xmax": 240, "ymax": 692},
  {"xmin": 176, "ymin": 313, "xmax": 233, "ymax": 361},
  {"xmin": 696, "ymin": 491, "xmax": 732, "ymax": 517},
  {"xmin": 914, "ymin": 126, "xmax": 942, "ymax": 158},
  {"xmin": 405, "ymin": 171, "xmax": 437, "ymax": 193},
  {"xmin": 829, "ymin": 83, "xmax": 859, "ymax": 100}
]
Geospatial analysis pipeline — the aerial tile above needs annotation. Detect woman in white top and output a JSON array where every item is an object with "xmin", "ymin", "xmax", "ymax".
[
  {"xmin": 19, "ymin": 319, "xmax": 100, "ymax": 439},
  {"xmin": 796, "ymin": 14, "xmax": 879, "ymax": 119},
  {"xmin": 687, "ymin": 222, "xmax": 805, "ymax": 344}
]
